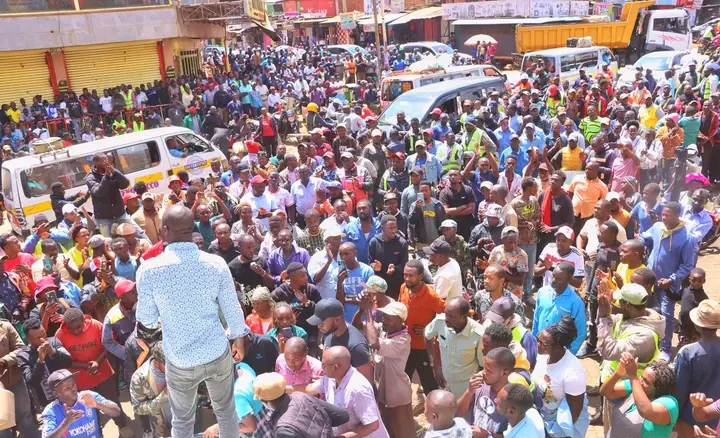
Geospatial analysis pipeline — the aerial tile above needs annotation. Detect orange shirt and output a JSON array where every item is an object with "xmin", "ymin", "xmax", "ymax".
[
  {"xmin": 398, "ymin": 284, "xmax": 446, "ymax": 350},
  {"xmin": 569, "ymin": 175, "xmax": 608, "ymax": 219},
  {"xmin": 55, "ymin": 315, "xmax": 114, "ymax": 390},
  {"xmin": 656, "ymin": 125, "xmax": 684, "ymax": 159}
]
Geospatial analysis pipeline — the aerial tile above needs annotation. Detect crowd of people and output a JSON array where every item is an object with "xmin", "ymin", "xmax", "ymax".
[{"xmin": 4, "ymin": 36, "xmax": 720, "ymax": 438}]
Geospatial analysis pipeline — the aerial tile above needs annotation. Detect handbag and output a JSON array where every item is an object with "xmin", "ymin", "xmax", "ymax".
[{"xmin": 0, "ymin": 381, "xmax": 16, "ymax": 430}]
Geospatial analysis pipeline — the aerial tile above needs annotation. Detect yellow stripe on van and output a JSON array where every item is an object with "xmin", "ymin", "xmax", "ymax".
[
  {"xmin": 23, "ymin": 201, "xmax": 52, "ymax": 216},
  {"xmin": 135, "ymin": 172, "xmax": 163, "ymax": 184}
]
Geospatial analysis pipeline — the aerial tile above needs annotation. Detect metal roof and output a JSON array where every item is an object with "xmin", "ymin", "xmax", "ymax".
[
  {"xmin": 357, "ymin": 12, "xmax": 407, "ymax": 26},
  {"xmin": 452, "ymin": 16, "xmax": 584, "ymax": 26},
  {"xmin": 390, "ymin": 6, "xmax": 443, "ymax": 25}
]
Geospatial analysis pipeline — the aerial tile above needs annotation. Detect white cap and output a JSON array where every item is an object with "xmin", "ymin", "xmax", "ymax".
[
  {"xmin": 377, "ymin": 302, "xmax": 408, "ymax": 321},
  {"xmin": 555, "ymin": 225, "xmax": 574, "ymax": 240},
  {"xmin": 62, "ymin": 204, "xmax": 77, "ymax": 215},
  {"xmin": 520, "ymin": 73, "xmax": 529, "ymax": 80},
  {"xmin": 323, "ymin": 226, "xmax": 345, "ymax": 241},
  {"xmin": 371, "ymin": 129, "xmax": 383, "ymax": 137}
]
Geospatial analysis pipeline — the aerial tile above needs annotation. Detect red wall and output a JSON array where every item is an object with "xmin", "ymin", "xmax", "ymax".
[{"xmin": 284, "ymin": 0, "xmax": 336, "ymax": 17}]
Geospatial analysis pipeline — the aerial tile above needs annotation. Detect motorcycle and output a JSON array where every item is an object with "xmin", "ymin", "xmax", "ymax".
[{"xmin": 278, "ymin": 110, "xmax": 299, "ymax": 141}]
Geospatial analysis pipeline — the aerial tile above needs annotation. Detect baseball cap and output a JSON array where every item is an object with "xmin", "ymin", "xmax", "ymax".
[
  {"xmin": 501, "ymin": 226, "xmax": 519, "ymax": 239},
  {"xmin": 480, "ymin": 181, "xmax": 494, "ymax": 190},
  {"xmin": 88, "ymin": 235, "xmax": 106, "ymax": 249},
  {"xmin": 388, "ymin": 152, "xmax": 406, "ymax": 161},
  {"xmin": 340, "ymin": 151, "xmax": 354, "ymax": 160},
  {"xmin": 371, "ymin": 129, "xmax": 383, "ymax": 137},
  {"xmin": 307, "ymin": 298, "xmax": 344, "ymax": 325},
  {"xmin": 377, "ymin": 302, "xmax": 408, "ymax": 321},
  {"xmin": 33, "ymin": 214, "xmax": 49, "ymax": 227},
  {"xmin": 47, "ymin": 369, "xmax": 79, "ymax": 390},
  {"xmin": 384, "ymin": 192, "xmax": 399, "ymax": 202},
  {"xmin": 323, "ymin": 227, "xmax": 345, "ymax": 241},
  {"xmin": 423, "ymin": 128, "xmax": 434, "ymax": 135},
  {"xmin": 123, "ymin": 193, "xmax": 139, "ymax": 205},
  {"xmin": 168, "ymin": 175, "xmax": 182, "ymax": 188},
  {"xmin": 555, "ymin": 225, "xmax": 574, "ymax": 240},
  {"xmin": 485, "ymin": 203, "xmax": 502, "ymax": 218},
  {"xmin": 613, "ymin": 283, "xmax": 648, "ymax": 307},
  {"xmin": 114, "ymin": 279, "xmax": 136, "ymax": 297},
  {"xmin": 141, "ymin": 192, "xmax": 155, "ymax": 201},
  {"xmin": 35, "ymin": 276, "xmax": 58, "ymax": 298},
  {"xmin": 61, "ymin": 204, "xmax": 78, "ymax": 215},
  {"xmin": 605, "ymin": 191, "xmax": 621, "ymax": 202},
  {"xmin": 245, "ymin": 141, "xmax": 261, "ymax": 154},
  {"xmin": 510, "ymin": 133, "xmax": 520, "ymax": 141},
  {"xmin": 414, "ymin": 140, "xmax": 427, "ymax": 148},
  {"xmin": 410, "ymin": 166, "xmax": 425, "ymax": 175},
  {"xmin": 430, "ymin": 108, "xmax": 442, "ymax": 115},
  {"xmin": 323, "ymin": 151, "xmax": 335, "ymax": 159},
  {"xmin": 236, "ymin": 162, "xmax": 250, "ymax": 172},
  {"xmin": 250, "ymin": 175, "xmax": 267, "ymax": 185},
  {"xmin": 423, "ymin": 239, "xmax": 453, "ymax": 256},
  {"xmin": 116, "ymin": 223, "xmax": 135, "ymax": 236},
  {"xmin": 486, "ymin": 296, "xmax": 517, "ymax": 324},
  {"xmin": 361, "ymin": 275, "xmax": 388, "ymax": 294},
  {"xmin": 525, "ymin": 123, "xmax": 536, "ymax": 130},
  {"xmin": 439, "ymin": 219, "xmax": 458, "ymax": 229}
]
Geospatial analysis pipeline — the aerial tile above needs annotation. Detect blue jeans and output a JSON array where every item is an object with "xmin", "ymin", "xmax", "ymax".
[
  {"xmin": 657, "ymin": 287, "xmax": 675, "ymax": 353},
  {"xmin": 96, "ymin": 213, "xmax": 147, "ymax": 239},
  {"xmin": 166, "ymin": 347, "xmax": 238, "ymax": 438},
  {"xmin": 519, "ymin": 243, "xmax": 537, "ymax": 299},
  {"xmin": 0, "ymin": 380, "xmax": 40, "ymax": 438}
]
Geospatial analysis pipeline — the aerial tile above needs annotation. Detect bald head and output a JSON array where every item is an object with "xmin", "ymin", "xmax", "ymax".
[
  {"xmin": 162, "ymin": 205, "xmax": 195, "ymax": 242},
  {"xmin": 425, "ymin": 389, "xmax": 459, "ymax": 427},
  {"xmin": 284, "ymin": 336, "xmax": 307, "ymax": 354},
  {"xmin": 323, "ymin": 346, "xmax": 351, "ymax": 372}
]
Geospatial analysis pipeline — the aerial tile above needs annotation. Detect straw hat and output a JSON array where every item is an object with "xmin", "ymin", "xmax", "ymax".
[
  {"xmin": 690, "ymin": 300, "xmax": 720, "ymax": 330},
  {"xmin": 252, "ymin": 372, "xmax": 288, "ymax": 401}
]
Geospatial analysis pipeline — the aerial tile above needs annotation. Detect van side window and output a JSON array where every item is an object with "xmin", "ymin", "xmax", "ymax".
[
  {"xmin": 600, "ymin": 48, "xmax": 613, "ymax": 65},
  {"xmin": 437, "ymin": 96, "xmax": 458, "ymax": 117},
  {"xmin": 165, "ymin": 133, "xmax": 210, "ymax": 158},
  {"xmin": 21, "ymin": 154, "xmax": 94, "ymax": 198},
  {"xmin": 576, "ymin": 51, "xmax": 599, "ymax": 70},
  {"xmin": 483, "ymin": 68, "xmax": 501, "ymax": 77},
  {"xmin": 560, "ymin": 55, "xmax": 577, "ymax": 73},
  {"xmin": 110, "ymin": 142, "xmax": 162, "ymax": 174}
]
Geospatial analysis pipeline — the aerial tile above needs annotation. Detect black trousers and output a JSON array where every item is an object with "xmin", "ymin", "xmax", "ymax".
[
  {"xmin": 93, "ymin": 376, "xmax": 129, "ymax": 429},
  {"xmin": 404, "ymin": 348, "xmax": 438, "ymax": 396}
]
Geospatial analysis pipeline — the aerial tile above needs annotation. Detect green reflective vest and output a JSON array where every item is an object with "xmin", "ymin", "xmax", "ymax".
[{"xmin": 600, "ymin": 317, "xmax": 659, "ymax": 382}]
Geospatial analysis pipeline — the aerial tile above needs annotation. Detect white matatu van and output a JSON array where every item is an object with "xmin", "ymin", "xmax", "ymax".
[{"xmin": 2, "ymin": 127, "xmax": 227, "ymax": 234}]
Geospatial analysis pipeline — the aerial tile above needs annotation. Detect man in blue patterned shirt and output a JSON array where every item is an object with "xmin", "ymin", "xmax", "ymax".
[{"xmin": 136, "ymin": 205, "xmax": 250, "ymax": 438}]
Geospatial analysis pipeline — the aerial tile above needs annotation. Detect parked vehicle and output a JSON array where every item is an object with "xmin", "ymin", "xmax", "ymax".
[
  {"xmin": 2, "ymin": 127, "xmax": 226, "ymax": 233},
  {"xmin": 615, "ymin": 50, "xmax": 690, "ymax": 89},
  {"xmin": 520, "ymin": 46, "xmax": 618, "ymax": 83},
  {"xmin": 396, "ymin": 41, "xmax": 473, "ymax": 62}
]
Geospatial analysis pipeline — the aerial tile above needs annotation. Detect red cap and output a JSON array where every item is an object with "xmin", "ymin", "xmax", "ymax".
[
  {"xmin": 168, "ymin": 175, "xmax": 182, "ymax": 188},
  {"xmin": 323, "ymin": 151, "xmax": 335, "ymax": 159},
  {"xmin": 423, "ymin": 129, "xmax": 434, "ymax": 135},
  {"xmin": 188, "ymin": 106, "xmax": 198, "ymax": 114},
  {"xmin": 250, "ymin": 175, "xmax": 267, "ymax": 185},
  {"xmin": 114, "ymin": 279, "xmax": 136, "ymax": 297},
  {"xmin": 123, "ymin": 193, "xmax": 139, "ymax": 204},
  {"xmin": 388, "ymin": 152, "xmax": 406, "ymax": 161},
  {"xmin": 548, "ymin": 85, "xmax": 558, "ymax": 95},
  {"xmin": 34, "ymin": 276, "xmax": 58, "ymax": 299},
  {"xmin": 430, "ymin": 108, "xmax": 442, "ymax": 115},
  {"xmin": 245, "ymin": 141, "xmax": 261, "ymax": 154}
]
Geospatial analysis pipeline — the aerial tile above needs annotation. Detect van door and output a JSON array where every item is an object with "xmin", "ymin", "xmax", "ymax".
[
  {"xmin": 108, "ymin": 139, "xmax": 168, "ymax": 198},
  {"xmin": 576, "ymin": 49, "xmax": 601, "ymax": 77},
  {"xmin": 425, "ymin": 93, "xmax": 458, "ymax": 127}
]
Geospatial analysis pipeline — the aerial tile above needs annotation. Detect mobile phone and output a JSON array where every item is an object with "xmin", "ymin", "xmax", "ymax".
[
  {"xmin": 281, "ymin": 327, "xmax": 293, "ymax": 338},
  {"xmin": 100, "ymin": 259, "xmax": 108, "ymax": 271},
  {"xmin": 338, "ymin": 260, "xmax": 346, "ymax": 271},
  {"xmin": 46, "ymin": 290, "xmax": 59, "ymax": 305},
  {"xmin": 43, "ymin": 258, "xmax": 53, "ymax": 272}
]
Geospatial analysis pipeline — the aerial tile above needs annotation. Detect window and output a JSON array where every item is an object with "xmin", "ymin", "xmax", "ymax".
[
  {"xmin": 653, "ymin": 17, "xmax": 688, "ymax": 33},
  {"xmin": 2, "ymin": 168, "xmax": 13, "ymax": 202},
  {"xmin": 483, "ymin": 68, "xmax": 501, "ymax": 77},
  {"xmin": 163, "ymin": 133, "xmax": 210, "ymax": 159},
  {"xmin": 560, "ymin": 55, "xmax": 577, "ymax": 72},
  {"xmin": 436, "ymin": 96, "xmax": 457, "ymax": 117},
  {"xmin": 576, "ymin": 51, "xmax": 599, "ymax": 69},
  {"xmin": 110, "ymin": 142, "xmax": 161, "ymax": 174},
  {"xmin": 21, "ymin": 154, "xmax": 94, "ymax": 199}
]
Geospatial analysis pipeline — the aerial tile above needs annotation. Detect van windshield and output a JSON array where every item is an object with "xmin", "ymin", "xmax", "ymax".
[
  {"xmin": 381, "ymin": 80, "xmax": 411, "ymax": 102},
  {"xmin": 521, "ymin": 55, "xmax": 556, "ymax": 74},
  {"xmin": 378, "ymin": 93, "xmax": 435, "ymax": 125}
]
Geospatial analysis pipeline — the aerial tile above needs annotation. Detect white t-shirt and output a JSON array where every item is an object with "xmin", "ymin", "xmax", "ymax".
[
  {"xmin": 240, "ymin": 192, "xmax": 278, "ymax": 229},
  {"xmin": 531, "ymin": 350, "xmax": 586, "ymax": 422},
  {"xmin": 579, "ymin": 218, "xmax": 627, "ymax": 257},
  {"xmin": 537, "ymin": 243, "xmax": 585, "ymax": 287},
  {"xmin": 99, "ymin": 96, "xmax": 113, "ymax": 113},
  {"xmin": 265, "ymin": 187, "xmax": 294, "ymax": 215},
  {"xmin": 434, "ymin": 258, "xmax": 463, "ymax": 300}
]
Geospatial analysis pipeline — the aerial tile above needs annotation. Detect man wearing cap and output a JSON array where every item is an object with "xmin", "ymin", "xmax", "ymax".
[
  {"xmin": 41, "ymin": 368, "xmax": 124, "ymax": 438},
  {"xmin": 494, "ymin": 115, "xmax": 515, "ymax": 155},
  {"xmin": 379, "ymin": 152, "xmax": 409, "ymax": 198},
  {"xmin": 240, "ymin": 175, "xmax": 277, "ymax": 230},
  {"xmin": 518, "ymin": 122, "xmax": 545, "ymax": 153},
  {"xmin": 332, "ymin": 124, "xmax": 357, "ymax": 157},
  {"xmin": 253, "ymin": 373, "xmax": 350, "ymax": 437},
  {"xmin": 358, "ymin": 296, "xmax": 414, "ymax": 438},
  {"xmin": 407, "ymin": 139, "xmax": 442, "ymax": 186},
  {"xmin": 424, "ymin": 239, "xmax": 462, "ymax": 301},
  {"xmin": 363, "ymin": 129, "xmax": 387, "ymax": 182},
  {"xmin": 50, "ymin": 182, "xmax": 90, "ymax": 224},
  {"xmin": 163, "ymin": 175, "xmax": 186, "ymax": 209},
  {"xmin": 433, "ymin": 113, "xmax": 452, "ymax": 143},
  {"xmin": 368, "ymin": 215, "xmax": 408, "ymax": 300},
  {"xmin": 535, "ymin": 224, "xmax": 585, "ymax": 290},
  {"xmin": 593, "ymin": 282, "xmax": 665, "ymax": 426},
  {"xmin": 439, "ymin": 169, "xmax": 476, "ymax": 240},
  {"xmin": 421, "ymin": 129, "xmax": 441, "ymax": 156},
  {"xmin": 380, "ymin": 192, "xmax": 408, "ymax": 238}
]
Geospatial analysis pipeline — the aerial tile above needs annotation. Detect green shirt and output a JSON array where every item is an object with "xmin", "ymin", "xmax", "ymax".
[
  {"xmin": 620, "ymin": 379, "xmax": 679, "ymax": 438},
  {"xmin": 678, "ymin": 116, "xmax": 701, "ymax": 147}
]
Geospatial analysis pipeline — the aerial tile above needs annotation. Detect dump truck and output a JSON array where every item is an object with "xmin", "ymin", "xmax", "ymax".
[{"xmin": 515, "ymin": 1, "xmax": 691, "ymax": 63}]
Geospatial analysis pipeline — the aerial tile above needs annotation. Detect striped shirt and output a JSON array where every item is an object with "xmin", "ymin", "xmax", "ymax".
[{"xmin": 579, "ymin": 116, "xmax": 602, "ymax": 143}]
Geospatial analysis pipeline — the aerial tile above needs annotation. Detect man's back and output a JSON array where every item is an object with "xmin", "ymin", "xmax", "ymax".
[
  {"xmin": 136, "ymin": 242, "xmax": 248, "ymax": 368},
  {"xmin": 273, "ymin": 392, "xmax": 338, "ymax": 438}
]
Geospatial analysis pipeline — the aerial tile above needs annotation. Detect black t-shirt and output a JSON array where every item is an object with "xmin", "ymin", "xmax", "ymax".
[
  {"xmin": 323, "ymin": 325, "xmax": 371, "ymax": 368},
  {"xmin": 228, "ymin": 256, "xmax": 269, "ymax": 291},
  {"xmin": 439, "ymin": 184, "xmax": 477, "ymax": 239},
  {"xmin": 271, "ymin": 283, "xmax": 322, "ymax": 341},
  {"xmin": 242, "ymin": 333, "xmax": 279, "ymax": 375},
  {"xmin": 67, "ymin": 100, "xmax": 82, "ymax": 119},
  {"xmin": 538, "ymin": 191, "xmax": 575, "ymax": 229},
  {"xmin": 207, "ymin": 240, "xmax": 241, "ymax": 265}
]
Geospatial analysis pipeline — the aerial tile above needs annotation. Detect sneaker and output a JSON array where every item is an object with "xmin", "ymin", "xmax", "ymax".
[
  {"xmin": 589, "ymin": 411, "xmax": 603, "ymax": 426},
  {"xmin": 118, "ymin": 380, "xmax": 127, "ymax": 390},
  {"xmin": 142, "ymin": 432, "xmax": 154, "ymax": 438},
  {"xmin": 576, "ymin": 344, "xmax": 598, "ymax": 358}
]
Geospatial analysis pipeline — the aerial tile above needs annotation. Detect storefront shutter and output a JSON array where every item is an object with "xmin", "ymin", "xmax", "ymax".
[{"xmin": 0, "ymin": 50, "xmax": 53, "ymax": 105}]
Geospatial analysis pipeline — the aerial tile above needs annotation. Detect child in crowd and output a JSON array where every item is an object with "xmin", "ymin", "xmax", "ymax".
[{"xmin": 679, "ymin": 268, "xmax": 708, "ymax": 345}]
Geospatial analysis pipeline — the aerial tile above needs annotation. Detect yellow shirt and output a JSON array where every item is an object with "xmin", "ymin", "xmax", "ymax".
[
  {"xmin": 67, "ymin": 246, "xmax": 88, "ymax": 287},
  {"xmin": 616, "ymin": 262, "xmax": 647, "ymax": 288},
  {"xmin": 6, "ymin": 108, "xmax": 20, "ymax": 124},
  {"xmin": 560, "ymin": 147, "xmax": 584, "ymax": 171},
  {"xmin": 569, "ymin": 175, "xmax": 608, "ymax": 218}
]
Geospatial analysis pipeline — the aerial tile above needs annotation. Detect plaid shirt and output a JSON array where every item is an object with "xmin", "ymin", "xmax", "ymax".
[{"xmin": 244, "ymin": 406, "xmax": 274, "ymax": 438}]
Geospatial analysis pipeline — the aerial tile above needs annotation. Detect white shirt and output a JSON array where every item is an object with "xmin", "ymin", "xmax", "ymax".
[
  {"xmin": 268, "ymin": 93, "xmax": 282, "ymax": 108},
  {"xmin": 240, "ymin": 192, "xmax": 278, "ymax": 229},
  {"xmin": 531, "ymin": 350, "xmax": 586, "ymax": 422},
  {"xmin": 32, "ymin": 128, "xmax": 50, "ymax": 140},
  {"xmin": 99, "ymin": 96, "xmax": 113, "ymax": 113},
  {"xmin": 348, "ymin": 113, "xmax": 366, "ymax": 133},
  {"xmin": 434, "ymin": 258, "xmax": 463, "ymax": 300},
  {"xmin": 81, "ymin": 133, "xmax": 95, "ymax": 143},
  {"xmin": 291, "ymin": 177, "xmax": 328, "ymax": 217},
  {"xmin": 578, "ymin": 218, "xmax": 627, "ymax": 257},
  {"xmin": 498, "ymin": 172, "xmax": 523, "ymax": 203},
  {"xmin": 265, "ymin": 187, "xmax": 294, "ymax": 215},
  {"xmin": 136, "ymin": 91, "xmax": 148, "ymax": 107},
  {"xmin": 537, "ymin": 244, "xmax": 585, "ymax": 287}
]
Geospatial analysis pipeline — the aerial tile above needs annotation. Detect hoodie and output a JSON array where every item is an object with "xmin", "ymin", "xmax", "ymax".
[
  {"xmin": 598, "ymin": 308, "xmax": 665, "ymax": 380},
  {"xmin": 55, "ymin": 315, "xmax": 114, "ymax": 390},
  {"xmin": 640, "ymin": 220, "xmax": 695, "ymax": 294}
]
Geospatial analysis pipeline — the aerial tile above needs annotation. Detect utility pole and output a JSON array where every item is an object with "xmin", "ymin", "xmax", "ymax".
[{"xmin": 372, "ymin": 0, "xmax": 382, "ymax": 74}]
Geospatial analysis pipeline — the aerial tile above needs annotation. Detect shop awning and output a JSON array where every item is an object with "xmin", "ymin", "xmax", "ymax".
[
  {"xmin": 253, "ymin": 17, "xmax": 281, "ymax": 41},
  {"xmin": 357, "ymin": 12, "xmax": 407, "ymax": 26},
  {"xmin": 389, "ymin": 6, "xmax": 442, "ymax": 25},
  {"xmin": 452, "ymin": 16, "xmax": 583, "ymax": 26},
  {"xmin": 293, "ymin": 17, "xmax": 330, "ymax": 24}
]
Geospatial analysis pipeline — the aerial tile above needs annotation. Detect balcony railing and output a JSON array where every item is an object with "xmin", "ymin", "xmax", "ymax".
[{"xmin": 0, "ymin": 0, "xmax": 170, "ymax": 14}]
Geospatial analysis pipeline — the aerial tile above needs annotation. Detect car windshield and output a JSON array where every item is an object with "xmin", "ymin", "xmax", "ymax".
[
  {"xmin": 378, "ymin": 93, "xmax": 434, "ymax": 125},
  {"xmin": 430, "ymin": 43, "xmax": 453, "ymax": 54},
  {"xmin": 634, "ymin": 55, "xmax": 671, "ymax": 72},
  {"xmin": 521, "ymin": 55, "xmax": 557, "ymax": 74},
  {"xmin": 347, "ymin": 46, "xmax": 369, "ymax": 57}
]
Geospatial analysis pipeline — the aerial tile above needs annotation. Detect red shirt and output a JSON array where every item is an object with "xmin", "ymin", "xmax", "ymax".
[
  {"xmin": 56, "ymin": 315, "xmax": 114, "ymax": 390},
  {"xmin": 261, "ymin": 115, "xmax": 275, "ymax": 137},
  {"xmin": 4, "ymin": 253, "xmax": 37, "ymax": 293},
  {"xmin": 398, "ymin": 284, "xmax": 446, "ymax": 350}
]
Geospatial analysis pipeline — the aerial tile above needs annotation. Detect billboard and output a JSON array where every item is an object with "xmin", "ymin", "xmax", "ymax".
[{"xmin": 246, "ymin": 0, "xmax": 266, "ymax": 20}]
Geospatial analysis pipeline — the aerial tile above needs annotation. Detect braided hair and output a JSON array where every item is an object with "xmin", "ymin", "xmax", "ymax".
[
  {"xmin": 545, "ymin": 315, "xmax": 578, "ymax": 349},
  {"xmin": 648, "ymin": 361, "xmax": 675, "ymax": 397}
]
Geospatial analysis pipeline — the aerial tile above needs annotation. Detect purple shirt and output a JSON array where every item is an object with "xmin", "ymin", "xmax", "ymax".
[
  {"xmin": 267, "ymin": 244, "xmax": 311, "ymax": 284},
  {"xmin": 319, "ymin": 367, "xmax": 390, "ymax": 438}
]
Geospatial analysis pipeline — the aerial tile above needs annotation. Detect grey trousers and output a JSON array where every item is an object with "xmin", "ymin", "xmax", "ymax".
[{"xmin": 166, "ymin": 347, "xmax": 239, "ymax": 438}]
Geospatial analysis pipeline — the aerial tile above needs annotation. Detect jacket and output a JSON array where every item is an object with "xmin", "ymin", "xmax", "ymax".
[
  {"xmin": 640, "ymin": 221, "xmax": 695, "ymax": 295},
  {"xmin": 598, "ymin": 309, "xmax": 665, "ymax": 381},
  {"xmin": 50, "ymin": 192, "xmax": 90, "ymax": 223},
  {"xmin": 85, "ymin": 169, "xmax": 130, "ymax": 220},
  {"xmin": 408, "ymin": 199, "xmax": 446, "ymax": 244},
  {"xmin": 0, "ymin": 319, "xmax": 24, "ymax": 387},
  {"xmin": 270, "ymin": 392, "xmax": 350, "ymax": 438},
  {"xmin": 16, "ymin": 337, "xmax": 73, "ymax": 407}
]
